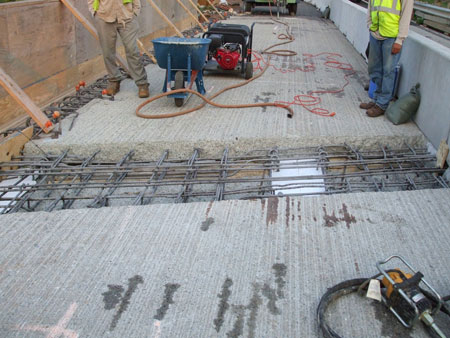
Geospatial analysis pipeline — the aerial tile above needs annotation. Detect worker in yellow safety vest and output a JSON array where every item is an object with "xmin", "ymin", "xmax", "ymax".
[
  {"xmin": 359, "ymin": 0, "xmax": 414, "ymax": 117},
  {"xmin": 88, "ymin": 0, "xmax": 150, "ymax": 98}
]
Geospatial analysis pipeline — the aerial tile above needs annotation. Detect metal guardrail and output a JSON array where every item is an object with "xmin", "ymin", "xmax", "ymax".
[
  {"xmin": 414, "ymin": 1, "xmax": 450, "ymax": 34},
  {"xmin": 414, "ymin": 2, "xmax": 450, "ymax": 20}
]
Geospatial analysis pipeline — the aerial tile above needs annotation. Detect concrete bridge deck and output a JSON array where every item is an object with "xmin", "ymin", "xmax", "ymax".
[
  {"xmin": 0, "ymin": 189, "xmax": 449, "ymax": 337},
  {"xmin": 25, "ymin": 14, "xmax": 424, "ymax": 161},
  {"xmin": 3, "ymin": 4, "xmax": 449, "ymax": 338}
]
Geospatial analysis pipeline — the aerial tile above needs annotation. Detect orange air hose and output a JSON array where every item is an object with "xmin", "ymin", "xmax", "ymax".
[{"xmin": 135, "ymin": 55, "xmax": 294, "ymax": 119}]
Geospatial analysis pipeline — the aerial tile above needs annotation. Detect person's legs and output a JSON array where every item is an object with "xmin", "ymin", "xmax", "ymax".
[
  {"xmin": 95, "ymin": 18, "xmax": 121, "ymax": 82},
  {"xmin": 368, "ymin": 34, "xmax": 383, "ymax": 104},
  {"xmin": 117, "ymin": 18, "xmax": 148, "ymax": 87},
  {"xmin": 376, "ymin": 37, "xmax": 401, "ymax": 110}
]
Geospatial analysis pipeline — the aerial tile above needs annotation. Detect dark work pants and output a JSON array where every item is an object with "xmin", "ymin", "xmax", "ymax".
[{"xmin": 95, "ymin": 17, "xmax": 148, "ymax": 86}]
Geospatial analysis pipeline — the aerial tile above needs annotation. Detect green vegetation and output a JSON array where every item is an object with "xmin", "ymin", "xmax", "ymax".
[
  {"xmin": 414, "ymin": 15, "xmax": 425, "ymax": 24},
  {"xmin": 418, "ymin": 0, "xmax": 450, "ymax": 8}
]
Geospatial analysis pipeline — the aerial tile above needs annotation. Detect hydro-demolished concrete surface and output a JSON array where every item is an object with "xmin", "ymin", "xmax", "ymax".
[
  {"xmin": 1, "ymin": 189, "xmax": 449, "ymax": 337},
  {"xmin": 25, "ymin": 15, "xmax": 424, "ymax": 161}
]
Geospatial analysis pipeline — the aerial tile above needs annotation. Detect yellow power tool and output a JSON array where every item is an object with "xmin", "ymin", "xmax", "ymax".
[{"xmin": 377, "ymin": 255, "xmax": 446, "ymax": 338}]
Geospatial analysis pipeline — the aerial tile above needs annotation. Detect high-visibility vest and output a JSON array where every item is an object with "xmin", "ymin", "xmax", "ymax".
[
  {"xmin": 93, "ymin": 0, "xmax": 133, "ymax": 11},
  {"xmin": 370, "ymin": 0, "xmax": 402, "ymax": 37}
]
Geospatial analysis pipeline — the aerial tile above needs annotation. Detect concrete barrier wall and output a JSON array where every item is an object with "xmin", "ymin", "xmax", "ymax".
[
  {"xmin": 307, "ymin": 0, "xmax": 450, "ymax": 159},
  {"xmin": 305, "ymin": 0, "xmax": 369, "ymax": 56},
  {"xmin": 399, "ymin": 33, "xmax": 450, "ymax": 154},
  {"xmin": 0, "ymin": 0, "xmax": 196, "ymax": 128},
  {"xmin": 307, "ymin": 0, "xmax": 330, "ymax": 12}
]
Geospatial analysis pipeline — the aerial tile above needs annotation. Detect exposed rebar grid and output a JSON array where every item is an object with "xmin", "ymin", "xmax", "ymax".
[{"xmin": 0, "ymin": 144, "xmax": 447, "ymax": 214}]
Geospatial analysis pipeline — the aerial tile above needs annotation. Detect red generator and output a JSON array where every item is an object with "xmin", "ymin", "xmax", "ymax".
[{"xmin": 203, "ymin": 22, "xmax": 255, "ymax": 79}]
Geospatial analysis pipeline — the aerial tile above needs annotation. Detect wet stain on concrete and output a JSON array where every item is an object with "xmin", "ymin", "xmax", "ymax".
[
  {"xmin": 297, "ymin": 201, "xmax": 301, "ymax": 221},
  {"xmin": 351, "ymin": 70, "xmax": 370, "ymax": 89},
  {"xmin": 272, "ymin": 263, "xmax": 287, "ymax": 299},
  {"xmin": 314, "ymin": 86, "xmax": 345, "ymax": 98},
  {"xmin": 154, "ymin": 283, "xmax": 181, "ymax": 320},
  {"xmin": 261, "ymin": 199, "xmax": 266, "ymax": 214},
  {"xmin": 371, "ymin": 302, "xmax": 413, "ymax": 338},
  {"xmin": 206, "ymin": 201, "xmax": 213, "ymax": 218},
  {"xmin": 262, "ymin": 283, "xmax": 281, "ymax": 315},
  {"xmin": 285, "ymin": 196, "xmax": 290, "ymax": 228},
  {"xmin": 217, "ymin": 263, "xmax": 287, "ymax": 335},
  {"xmin": 323, "ymin": 205, "xmax": 339, "ymax": 227},
  {"xmin": 340, "ymin": 203, "xmax": 356, "ymax": 229},
  {"xmin": 246, "ymin": 284, "xmax": 262, "ymax": 338},
  {"xmin": 288, "ymin": 60, "xmax": 303, "ymax": 71},
  {"xmin": 102, "ymin": 285, "xmax": 124, "ymax": 310},
  {"xmin": 214, "ymin": 278, "xmax": 233, "ymax": 332},
  {"xmin": 382, "ymin": 213, "xmax": 406, "ymax": 226},
  {"xmin": 106, "ymin": 275, "xmax": 144, "ymax": 331},
  {"xmin": 266, "ymin": 197, "xmax": 279, "ymax": 226},
  {"xmin": 201, "ymin": 217, "xmax": 215, "ymax": 231},
  {"xmin": 253, "ymin": 95, "xmax": 270, "ymax": 112},
  {"xmin": 323, "ymin": 204, "xmax": 357, "ymax": 228},
  {"xmin": 227, "ymin": 305, "xmax": 246, "ymax": 338},
  {"xmin": 253, "ymin": 92, "xmax": 275, "ymax": 112}
]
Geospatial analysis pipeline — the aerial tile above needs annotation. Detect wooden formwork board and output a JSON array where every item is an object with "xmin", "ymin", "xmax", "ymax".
[
  {"xmin": 146, "ymin": 0, "xmax": 184, "ymax": 37},
  {"xmin": 175, "ymin": 0, "xmax": 207, "ymax": 32},
  {"xmin": 0, "ymin": 68, "xmax": 53, "ymax": 134},
  {"xmin": 436, "ymin": 140, "xmax": 449, "ymax": 169},
  {"xmin": 60, "ymin": 0, "xmax": 130, "ymax": 71},
  {"xmin": 60, "ymin": 0, "xmax": 157, "ymax": 69},
  {"xmin": 187, "ymin": 0, "xmax": 209, "ymax": 23},
  {"xmin": 204, "ymin": 0, "xmax": 225, "ymax": 19},
  {"xmin": 0, "ymin": 126, "xmax": 33, "ymax": 176}
]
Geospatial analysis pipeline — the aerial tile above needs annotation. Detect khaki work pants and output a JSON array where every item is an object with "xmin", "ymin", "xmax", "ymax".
[{"xmin": 95, "ymin": 17, "xmax": 148, "ymax": 86}]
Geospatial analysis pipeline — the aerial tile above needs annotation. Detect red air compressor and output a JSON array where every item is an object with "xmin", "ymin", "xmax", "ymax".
[{"xmin": 203, "ymin": 23, "xmax": 255, "ymax": 79}]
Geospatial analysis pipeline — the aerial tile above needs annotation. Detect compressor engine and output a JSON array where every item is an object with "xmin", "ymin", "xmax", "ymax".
[
  {"xmin": 215, "ymin": 43, "xmax": 241, "ymax": 70},
  {"xmin": 203, "ymin": 22, "xmax": 254, "ymax": 79}
]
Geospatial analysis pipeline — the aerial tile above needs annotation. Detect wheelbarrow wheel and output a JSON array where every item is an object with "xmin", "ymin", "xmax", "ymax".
[
  {"xmin": 174, "ymin": 71, "xmax": 185, "ymax": 107},
  {"xmin": 244, "ymin": 62, "xmax": 253, "ymax": 80}
]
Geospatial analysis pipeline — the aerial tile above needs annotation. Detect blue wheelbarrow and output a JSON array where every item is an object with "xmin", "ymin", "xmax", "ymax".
[{"xmin": 152, "ymin": 37, "xmax": 211, "ymax": 107}]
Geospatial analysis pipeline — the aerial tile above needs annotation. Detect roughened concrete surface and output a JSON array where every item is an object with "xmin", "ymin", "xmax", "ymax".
[
  {"xmin": 25, "ymin": 15, "xmax": 424, "ymax": 161},
  {"xmin": 0, "ymin": 189, "xmax": 449, "ymax": 337}
]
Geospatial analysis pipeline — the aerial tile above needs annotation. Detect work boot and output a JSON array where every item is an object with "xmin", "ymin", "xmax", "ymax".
[
  {"xmin": 359, "ymin": 101, "xmax": 376, "ymax": 109},
  {"xmin": 138, "ymin": 84, "xmax": 150, "ymax": 98},
  {"xmin": 366, "ymin": 105, "xmax": 385, "ymax": 117},
  {"xmin": 105, "ymin": 81, "xmax": 120, "ymax": 96}
]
